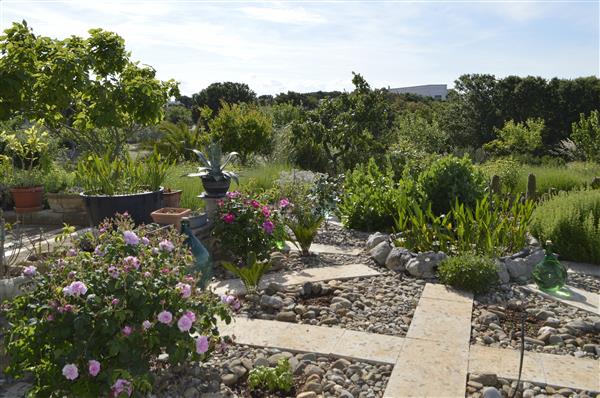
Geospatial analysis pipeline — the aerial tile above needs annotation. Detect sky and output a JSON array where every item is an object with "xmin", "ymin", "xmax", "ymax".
[{"xmin": 1, "ymin": 0, "xmax": 599, "ymax": 96}]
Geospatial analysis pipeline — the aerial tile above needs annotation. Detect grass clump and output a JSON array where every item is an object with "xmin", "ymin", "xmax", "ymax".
[
  {"xmin": 529, "ymin": 190, "xmax": 600, "ymax": 264},
  {"xmin": 247, "ymin": 358, "xmax": 294, "ymax": 393},
  {"xmin": 437, "ymin": 254, "xmax": 498, "ymax": 293}
]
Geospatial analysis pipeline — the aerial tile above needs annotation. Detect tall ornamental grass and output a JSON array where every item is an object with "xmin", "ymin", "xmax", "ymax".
[{"xmin": 529, "ymin": 190, "xmax": 600, "ymax": 264}]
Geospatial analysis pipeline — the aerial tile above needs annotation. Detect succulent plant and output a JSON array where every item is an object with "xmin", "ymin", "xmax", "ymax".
[{"xmin": 186, "ymin": 142, "xmax": 239, "ymax": 183}]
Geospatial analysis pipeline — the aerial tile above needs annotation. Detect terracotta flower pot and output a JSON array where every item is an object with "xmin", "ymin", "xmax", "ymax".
[
  {"xmin": 10, "ymin": 186, "xmax": 44, "ymax": 213},
  {"xmin": 151, "ymin": 207, "xmax": 192, "ymax": 231},
  {"xmin": 162, "ymin": 190, "xmax": 182, "ymax": 208}
]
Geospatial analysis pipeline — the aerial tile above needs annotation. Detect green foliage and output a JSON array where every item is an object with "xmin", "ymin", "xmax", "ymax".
[
  {"xmin": 394, "ymin": 112, "xmax": 449, "ymax": 154},
  {"xmin": 221, "ymin": 251, "xmax": 271, "ymax": 293},
  {"xmin": 153, "ymin": 121, "xmax": 209, "ymax": 162},
  {"xmin": 530, "ymin": 190, "xmax": 600, "ymax": 264},
  {"xmin": 247, "ymin": 358, "xmax": 294, "ymax": 393},
  {"xmin": 0, "ymin": 124, "xmax": 50, "ymax": 171},
  {"xmin": 437, "ymin": 254, "xmax": 498, "ymax": 293},
  {"xmin": 163, "ymin": 163, "xmax": 204, "ymax": 210},
  {"xmin": 338, "ymin": 158, "xmax": 410, "ymax": 231},
  {"xmin": 76, "ymin": 150, "xmax": 170, "ymax": 195},
  {"xmin": 513, "ymin": 162, "xmax": 600, "ymax": 194},
  {"xmin": 308, "ymin": 173, "xmax": 344, "ymax": 217},
  {"xmin": 43, "ymin": 165, "xmax": 77, "ymax": 193},
  {"xmin": 164, "ymin": 104, "xmax": 192, "ymax": 125},
  {"xmin": 284, "ymin": 196, "xmax": 324, "ymax": 256},
  {"xmin": 484, "ymin": 118, "xmax": 544, "ymax": 155},
  {"xmin": 289, "ymin": 73, "xmax": 394, "ymax": 173},
  {"xmin": 478, "ymin": 157, "xmax": 521, "ymax": 193},
  {"xmin": 208, "ymin": 102, "xmax": 273, "ymax": 164},
  {"xmin": 417, "ymin": 155, "xmax": 486, "ymax": 215},
  {"xmin": 190, "ymin": 82, "xmax": 257, "ymax": 120},
  {"xmin": 0, "ymin": 21, "xmax": 178, "ymax": 154},
  {"xmin": 213, "ymin": 192, "xmax": 286, "ymax": 262},
  {"xmin": 395, "ymin": 194, "xmax": 534, "ymax": 257},
  {"xmin": 238, "ymin": 163, "xmax": 292, "ymax": 195},
  {"xmin": 571, "ymin": 110, "xmax": 600, "ymax": 163},
  {"xmin": 186, "ymin": 142, "xmax": 239, "ymax": 183},
  {"xmin": 3, "ymin": 215, "xmax": 231, "ymax": 397}
]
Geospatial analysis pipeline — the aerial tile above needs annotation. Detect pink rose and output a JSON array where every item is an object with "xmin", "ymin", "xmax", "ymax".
[
  {"xmin": 112, "ymin": 379, "xmax": 133, "ymax": 397},
  {"xmin": 62, "ymin": 364, "xmax": 78, "ymax": 380},
  {"xmin": 279, "ymin": 198, "xmax": 290, "ymax": 208},
  {"xmin": 222, "ymin": 213, "xmax": 235, "ymax": 224},
  {"xmin": 88, "ymin": 360, "xmax": 100, "ymax": 377},
  {"xmin": 122, "ymin": 326, "xmax": 132, "ymax": 336},
  {"xmin": 184, "ymin": 310, "xmax": 196, "ymax": 322},
  {"xmin": 63, "ymin": 281, "xmax": 87, "ymax": 297},
  {"xmin": 111, "ymin": 298, "xmax": 119, "ymax": 306},
  {"xmin": 159, "ymin": 239, "xmax": 175, "ymax": 252},
  {"xmin": 142, "ymin": 320, "xmax": 152, "ymax": 330},
  {"xmin": 177, "ymin": 314, "xmax": 193, "ymax": 332},
  {"xmin": 157, "ymin": 310, "xmax": 173, "ymax": 324},
  {"xmin": 123, "ymin": 256, "xmax": 140, "ymax": 270},
  {"xmin": 22, "ymin": 265, "xmax": 37, "ymax": 277},
  {"xmin": 196, "ymin": 335, "xmax": 209, "ymax": 354},
  {"xmin": 262, "ymin": 206, "xmax": 270, "ymax": 217},
  {"xmin": 262, "ymin": 220, "xmax": 274, "ymax": 234},
  {"xmin": 250, "ymin": 200, "xmax": 260, "ymax": 208},
  {"xmin": 176, "ymin": 282, "xmax": 192, "ymax": 298},
  {"xmin": 108, "ymin": 266, "xmax": 120, "ymax": 279}
]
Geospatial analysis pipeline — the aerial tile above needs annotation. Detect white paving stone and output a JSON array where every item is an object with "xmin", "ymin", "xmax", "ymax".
[
  {"xmin": 286, "ymin": 241, "xmax": 362, "ymax": 256},
  {"xmin": 209, "ymin": 263, "xmax": 379, "ymax": 295},
  {"xmin": 524, "ymin": 283, "xmax": 600, "ymax": 315}
]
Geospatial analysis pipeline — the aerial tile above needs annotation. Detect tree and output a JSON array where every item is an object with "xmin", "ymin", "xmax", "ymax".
[
  {"xmin": 164, "ymin": 104, "xmax": 192, "ymax": 125},
  {"xmin": 394, "ymin": 112, "xmax": 449, "ymax": 154},
  {"xmin": 191, "ymin": 82, "xmax": 256, "ymax": 122},
  {"xmin": 209, "ymin": 102, "xmax": 272, "ymax": 164},
  {"xmin": 483, "ymin": 118, "xmax": 544, "ymax": 156},
  {"xmin": 571, "ymin": 110, "xmax": 600, "ymax": 163},
  {"xmin": 290, "ymin": 73, "xmax": 394, "ymax": 173},
  {"xmin": 0, "ymin": 21, "xmax": 178, "ymax": 157}
]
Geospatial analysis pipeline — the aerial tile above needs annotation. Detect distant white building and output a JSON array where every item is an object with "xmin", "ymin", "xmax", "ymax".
[{"xmin": 388, "ymin": 84, "xmax": 447, "ymax": 100}]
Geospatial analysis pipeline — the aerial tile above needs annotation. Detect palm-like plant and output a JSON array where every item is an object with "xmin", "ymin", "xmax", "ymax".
[
  {"xmin": 155, "ymin": 121, "xmax": 206, "ymax": 162},
  {"xmin": 186, "ymin": 142, "xmax": 239, "ymax": 183}
]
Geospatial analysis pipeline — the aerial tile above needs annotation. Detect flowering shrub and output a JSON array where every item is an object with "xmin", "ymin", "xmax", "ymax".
[
  {"xmin": 213, "ymin": 191, "xmax": 286, "ymax": 262},
  {"xmin": 3, "ymin": 215, "xmax": 231, "ymax": 397}
]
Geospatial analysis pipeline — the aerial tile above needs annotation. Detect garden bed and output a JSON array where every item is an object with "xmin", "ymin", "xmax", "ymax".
[
  {"xmin": 471, "ymin": 284, "xmax": 600, "ymax": 359},
  {"xmin": 153, "ymin": 345, "xmax": 392, "ymax": 398},
  {"xmin": 240, "ymin": 273, "xmax": 424, "ymax": 337},
  {"xmin": 465, "ymin": 373, "xmax": 598, "ymax": 398}
]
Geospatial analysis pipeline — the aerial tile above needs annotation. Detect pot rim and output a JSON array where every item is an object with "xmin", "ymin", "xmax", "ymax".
[
  {"xmin": 80, "ymin": 188, "xmax": 164, "ymax": 198},
  {"xmin": 10, "ymin": 186, "xmax": 44, "ymax": 192}
]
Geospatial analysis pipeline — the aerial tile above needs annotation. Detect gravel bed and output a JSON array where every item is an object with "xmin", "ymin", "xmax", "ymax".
[
  {"xmin": 565, "ymin": 272, "xmax": 600, "ymax": 294},
  {"xmin": 465, "ymin": 373, "xmax": 600, "ymax": 398},
  {"xmin": 313, "ymin": 223, "xmax": 369, "ymax": 249},
  {"xmin": 472, "ymin": 285, "xmax": 600, "ymax": 359},
  {"xmin": 241, "ymin": 273, "xmax": 424, "ymax": 337},
  {"xmin": 153, "ymin": 345, "xmax": 392, "ymax": 398}
]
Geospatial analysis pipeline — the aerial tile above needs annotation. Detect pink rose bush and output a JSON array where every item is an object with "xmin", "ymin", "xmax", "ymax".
[
  {"xmin": 3, "ymin": 214, "xmax": 231, "ymax": 397},
  {"xmin": 213, "ymin": 191, "xmax": 287, "ymax": 262}
]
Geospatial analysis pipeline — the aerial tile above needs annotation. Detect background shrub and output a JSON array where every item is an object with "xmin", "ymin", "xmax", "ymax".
[
  {"xmin": 437, "ymin": 254, "xmax": 498, "ymax": 293},
  {"xmin": 418, "ymin": 155, "xmax": 485, "ymax": 215},
  {"xmin": 529, "ymin": 190, "xmax": 600, "ymax": 264}
]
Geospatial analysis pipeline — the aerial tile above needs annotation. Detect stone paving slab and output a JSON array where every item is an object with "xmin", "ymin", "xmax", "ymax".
[
  {"xmin": 285, "ymin": 241, "xmax": 362, "ymax": 256},
  {"xmin": 209, "ymin": 263, "xmax": 380, "ymax": 295},
  {"xmin": 469, "ymin": 345, "xmax": 600, "ymax": 391},
  {"xmin": 420, "ymin": 283, "xmax": 474, "ymax": 304},
  {"xmin": 218, "ymin": 317, "xmax": 404, "ymax": 364},
  {"xmin": 564, "ymin": 260, "xmax": 600, "ymax": 278},
  {"xmin": 524, "ymin": 284, "xmax": 599, "ymax": 315},
  {"xmin": 406, "ymin": 296, "xmax": 473, "ymax": 343},
  {"xmin": 384, "ymin": 338, "xmax": 469, "ymax": 398}
]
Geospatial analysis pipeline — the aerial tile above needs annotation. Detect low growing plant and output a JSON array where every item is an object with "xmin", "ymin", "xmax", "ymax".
[
  {"xmin": 3, "ymin": 215, "xmax": 231, "ymax": 397},
  {"xmin": 247, "ymin": 357, "xmax": 294, "ymax": 393},
  {"xmin": 529, "ymin": 190, "xmax": 600, "ymax": 264},
  {"xmin": 221, "ymin": 251, "xmax": 271, "ymax": 293},
  {"xmin": 284, "ymin": 201, "xmax": 323, "ymax": 256},
  {"xmin": 437, "ymin": 254, "xmax": 498, "ymax": 293}
]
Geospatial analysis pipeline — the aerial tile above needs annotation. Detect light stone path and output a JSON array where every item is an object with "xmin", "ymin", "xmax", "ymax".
[
  {"xmin": 285, "ymin": 241, "xmax": 363, "ymax": 256},
  {"xmin": 219, "ymin": 282, "xmax": 600, "ymax": 396},
  {"xmin": 564, "ymin": 260, "xmax": 600, "ymax": 278},
  {"xmin": 209, "ymin": 263, "xmax": 379, "ymax": 295},
  {"xmin": 523, "ymin": 284, "xmax": 600, "ymax": 315}
]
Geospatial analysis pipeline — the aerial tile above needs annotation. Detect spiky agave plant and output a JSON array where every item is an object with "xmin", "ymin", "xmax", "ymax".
[{"xmin": 186, "ymin": 142, "xmax": 239, "ymax": 183}]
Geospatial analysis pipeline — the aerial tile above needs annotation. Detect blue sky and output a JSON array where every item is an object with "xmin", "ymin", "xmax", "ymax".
[{"xmin": 1, "ymin": 0, "xmax": 598, "ymax": 95}]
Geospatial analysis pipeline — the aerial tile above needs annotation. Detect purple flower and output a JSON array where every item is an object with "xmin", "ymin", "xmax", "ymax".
[
  {"xmin": 68, "ymin": 271, "xmax": 77, "ymax": 278},
  {"xmin": 142, "ymin": 320, "xmax": 152, "ymax": 330},
  {"xmin": 250, "ymin": 200, "xmax": 260, "ymax": 209},
  {"xmin": 122, "ymin": 326, "xmax": 132, "ymax": 336},
  {"xmin": 222, "ymin": 213, "xmax": 235, "ymax": 224},
  {"xmin": 196, "ymin": 335, "xmax": 209, "ymax": 354},
  {"xmin": 157, "ymin": 310, "xmax": 173, "ymax": 324},
  {"xmin": 123, "ymin": 256, "xmax": 140, "ymax": 270},
  {"xmin": 67, "ymin": 248, "xmax": 77, "ymax": 257},
  {"xmin": 111, "ymin": 298, "xmax": 119, "ymax": 306},
  {"xmin": 94, "ymin": 245, "xmax": 105, "ymax": 257},
  {"xmin": 221, "ymin": 294, "xmax": 241, "ymax": 311},
  {"xmin": 88, "ymin": 360, "xmax": 100, "ymax": 377},
  {"xmin": 123, "ymin": 231, "xmax": 140, "ymax": 245},
  {"xmin": 62, "ymin": 364, "xmax": 78, "ymax": 380},
  {"xmin": 143, "ymin": 271, "xmax": 151, "ymax": 278},
  {"xmin": 226, "ymin": 191, "xmax": 240, "ymax": 199},
  {"xmin": 262, "ymin": 206, "xmax": 271, "ymax": 217},
  {"xmin": 184, "ymin": 310, "xmax": 196, "ymax": 322},
  {"xmin": 22, "ymin": 265, "xmax": 37, "ymax": 278},
  {"xmin": 159, "ymin": 239, "xmax": 175, "ymax": 252},
  {"xmin": 176, "ymin": 282, "xmax": 192, "ymax": 298},
  {"xmin": 47, "ymin": 313, "xmax": 54, "ymax": 321},
  {"xmin": 141, "ymin": 237, "xmax": 150, "ymax": 245},
  {"xmin": 177, "ymin": 314, "xmax": 193, "ymax": 332},
  {"xmin": 262, "ymin": 220, "xmax": 274, "ymax": 234},
  {"xmin": 108, "ymin": 266, "xmax": 120, "ymax": 279},
  {"xmin": 63, "ymin": 281, "xmax": 87, "ymax": 297},
  {"xmin": 279, "ymin": 198, "xmax": 290, "ymax": 208},
  {"xmin": 112, "ymin": 379, "xmax": 133, "ymax": 397}
]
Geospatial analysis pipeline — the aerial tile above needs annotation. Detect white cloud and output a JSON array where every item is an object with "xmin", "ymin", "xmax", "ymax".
[{"xmin": 238, "ymin": 5, "xmax": 325, "ymax": 24}]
